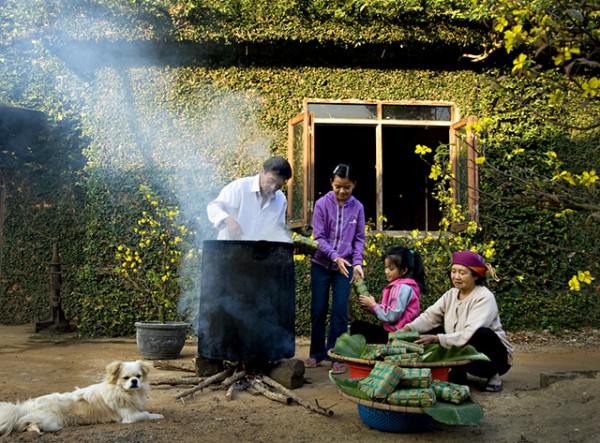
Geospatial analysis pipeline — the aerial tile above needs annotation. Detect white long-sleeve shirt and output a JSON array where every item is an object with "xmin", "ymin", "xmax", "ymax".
[
  {"xmin": 206, "ymin": 174, "xmax": 290, "ymax": 242},
  {"xmin": 407, "ymin": 285, "xmax": 514, "ymax": 358}
]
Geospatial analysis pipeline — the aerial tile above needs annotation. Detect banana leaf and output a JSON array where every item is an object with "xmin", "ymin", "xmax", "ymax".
[
  {"xmin": 328, "ymin": 372, "xmax": 372, "ymax": 400},
  {"xmin": 329, "ymin": 374, "xmax": 484, "ymax": 426},
  {"xmin": 423, "ymin": 401, "xmax": 484, "ymax": 426},
  {"xmin": 332, "ymin": 333, "xmax": 367, "ymax": 358},
  {"xmin": 420, "ymin": 344, "xmax": 490, "ymax": 363}
]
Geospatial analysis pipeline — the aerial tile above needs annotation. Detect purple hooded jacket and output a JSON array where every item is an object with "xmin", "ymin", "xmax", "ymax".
[{"xmin": 311, "ymin": 191, "xmax": 366, "ymax": 271}]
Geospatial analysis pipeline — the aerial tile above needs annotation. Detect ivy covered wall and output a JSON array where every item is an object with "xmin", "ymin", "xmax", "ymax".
[{"xmin": 0, "ymin": 0, "xmax": 597, "ymax": 336}]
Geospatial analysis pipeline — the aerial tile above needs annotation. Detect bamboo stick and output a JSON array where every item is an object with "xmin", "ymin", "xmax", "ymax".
[
  {"xmin": 152, "ymin": 377, "xmax": 206, "ymax": 386},
  {"xmin": 225, "ymin": 383, "xmax": 236, "ymax": 401},
  {"xmin": 152, "ymin": 360, "xmax": 196, "ymax": 373},
  {"xmin": 175, "ymin": 369, "xmax": 230, "ymax": 399},
  {"xmin": 261, "ymin": 375, "xmax": 334, "ymax": 416},
  {"xmin": 251, "ymin": 380, "xmax": 292, "ymax": 405},
  {"xmin": 220, "ymin": 370, "xmax": 246, "ymax": 389}
]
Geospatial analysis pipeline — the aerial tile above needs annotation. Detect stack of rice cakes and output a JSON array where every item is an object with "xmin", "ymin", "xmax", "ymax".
[{"xmin": 357, "ymin": 332, "xmax": 470, "ymax": 407}]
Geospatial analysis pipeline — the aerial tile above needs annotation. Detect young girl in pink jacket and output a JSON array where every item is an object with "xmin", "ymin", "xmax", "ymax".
[{"xmin": 350, "ymin": 247, "xmax": 426, "ymax": 343}]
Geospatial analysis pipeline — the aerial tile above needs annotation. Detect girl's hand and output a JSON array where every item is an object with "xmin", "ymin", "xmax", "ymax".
[
  {"xmin": 352, "ymin": 265, "xmax": 364, "ymax": 280},
  {"xmin": 335, "ymin": 257, "xmax": 352, "ymax": 278},
  {"xmin": 359, "ymin": 294, "xmax": 376, "ymax": 309},
  {"xmin": 415, "ymin": 334, "xmax": 439, "ymax": 346}
]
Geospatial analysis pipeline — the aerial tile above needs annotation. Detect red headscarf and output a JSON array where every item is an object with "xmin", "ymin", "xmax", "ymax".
[{"xmin": 452, "ymin": 251, "xmax": 487, "ymax": 276}]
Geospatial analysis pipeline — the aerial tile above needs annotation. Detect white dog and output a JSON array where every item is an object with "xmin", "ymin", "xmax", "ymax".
[{"xmin": 0, "ymin": 360, "xmax": 164, "ymax": 437}]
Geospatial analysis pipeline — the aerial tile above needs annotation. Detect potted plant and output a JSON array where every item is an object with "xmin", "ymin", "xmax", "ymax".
[{"xmin": 116, "ymin": 184, "xmax": 194, "ymax": 359}]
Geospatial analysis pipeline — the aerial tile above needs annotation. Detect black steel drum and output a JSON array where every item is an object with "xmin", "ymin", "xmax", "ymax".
[{"xmin": 197, "ymin": 240, "xmax": 295, "ymax": 363}]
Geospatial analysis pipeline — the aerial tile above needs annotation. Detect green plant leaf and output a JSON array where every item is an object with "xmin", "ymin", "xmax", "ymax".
[
  {"xmin": 420, "ymin": 344, "xmax": 491, "ymax": 363},
  {"xmin": 333, "ymin": 333, "xmax": 367, "ymax": 358},
  {"xmin": 423, "ymin": 400, "xmax": 484, "ymax": 426},
  {"xmin": 328, "ymin": 372, "xmax": 372, "ymax": 400}
]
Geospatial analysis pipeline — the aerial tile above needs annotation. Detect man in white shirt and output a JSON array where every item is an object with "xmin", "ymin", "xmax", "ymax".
[{"xmin": 206, "ymin": 156, "xmax": 292, "ymax": 241}]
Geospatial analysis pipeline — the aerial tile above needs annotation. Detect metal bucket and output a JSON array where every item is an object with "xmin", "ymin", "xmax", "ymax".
[{"xmin": 197, "ymin": 240, "xmax": 295, "ymax": 363}]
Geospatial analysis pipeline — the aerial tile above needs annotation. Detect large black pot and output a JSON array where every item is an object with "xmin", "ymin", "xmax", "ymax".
[{"xmin": 197, "ymin": 240, "xmax": 295, "ymax": 363}]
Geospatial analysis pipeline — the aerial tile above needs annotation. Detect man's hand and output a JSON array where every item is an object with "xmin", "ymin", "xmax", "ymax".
[{"xmin": 224, "ymin": 217, "xmax": 243, "ymax": 240}]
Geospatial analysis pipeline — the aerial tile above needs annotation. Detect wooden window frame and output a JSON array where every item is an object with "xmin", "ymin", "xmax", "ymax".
[
  {"xmin": 450, "ymin": 116, "xmax": 480, "ymax": 231},
  {"xmin": 287, "ymin": 99, "xmax": 479, "ymax": 233}
]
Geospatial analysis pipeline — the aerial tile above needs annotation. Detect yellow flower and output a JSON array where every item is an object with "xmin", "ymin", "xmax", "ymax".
[
  {"xmin": 429, "ymin": 164, "xmax": 442, "ymax": 180},
  {"xmin": 415, "ymin": 144, "xmax": 432, "ymax": 155},
  {"xmin": 553, "ymin": 46, "xmax": 581, "ymax": 65},
  {"xmin": 582, "ymin": 77, "xmax": 599, "ymax": 98},
  {"xmin": 465, "ymin": 123, "xmax": 482, "ymax": 134},
  {"xmin": 475, "ymin": 156, "xmax": 486, "ymax": 165},
  {"xmin": 466, "ymin": 221, "xmax": 478, "ymax": 235},
  {"xmin": 568, "ymin": 276, "xmax": 581, "ymax": 291},
  {"xmin": 411, "ymin": 229, "xmax": 419, "ymax": 238},
  {"xmin": 504, "ymin": 25, "xmax": 525, "ymax": 53},
  {"xmin": 494, "ymin": 16, "xmax": 508, "ymax": 32},
  {"xmin": 552, "ymin": 170, "xmax": 576, "ymax": 185},
  {"xmin": 483, "ymin": 249, "xmax": 495, "ymax": 259},
  {"xmin": 577, "ymin": 271, "xmax": 595, "ymax": 285},
  {"xmin": 555, "ymin": 209, "xmax": 574, "ymax": 218},
  {"xmin": 580, "ymin": 170, "xmax": 598, "ymax": 187},
  {"xmin": 512, "ymin": 53, "xmax": 527, "ymax": 73}
]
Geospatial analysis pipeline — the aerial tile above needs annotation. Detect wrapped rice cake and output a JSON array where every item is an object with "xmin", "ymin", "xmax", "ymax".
[
  {"xmin": 358, "ymin": 361, "xmax": 404, "ymax": 399},
  {"xmin": 388, "ymin": 330, "xmax": 421, "ymax": 343},
  {"xmin": 387, "ymin": 388, "xmax": 436, "ymax": 408},
  {"xmin": 398, "ymin": 367, "xmax": 432, "ymax": 389},
  {"xmin": 383, "ymin": 353, "xmax": 421, "ymax": 364},
  {"xmin": 387, "ymin": 339, "xmax": 425, "ymax": 354},
  {"xmin": 431, "ymin": 380, "xmax": 471, "ymax": 404}
]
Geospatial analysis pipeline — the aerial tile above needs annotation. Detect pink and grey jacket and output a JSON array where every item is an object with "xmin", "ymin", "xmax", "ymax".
[
  {"xmin": 310, "ymin": 191, "xmax": 366, "ymax": 272},
  {"xmin": 369, "ymin": 278, "xmax": 421, "ymax": 332}
]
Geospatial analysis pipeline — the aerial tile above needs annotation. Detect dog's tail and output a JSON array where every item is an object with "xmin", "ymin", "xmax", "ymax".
[{"xmin": 0, "ymin": 402, "xmax": 22, "ymax": 440}]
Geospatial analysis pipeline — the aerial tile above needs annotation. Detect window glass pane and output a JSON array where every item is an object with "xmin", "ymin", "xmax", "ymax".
[
  {"xmin": 308, "ymin": 103, "xmax": 377, "ymax": 119},
  {"xmin": 383, "ymin": 105, "xmax": 451, "ymax": 121},
  {"xmin": 290, "ymin": 121, "xmax": 305, "ymax": 223}
]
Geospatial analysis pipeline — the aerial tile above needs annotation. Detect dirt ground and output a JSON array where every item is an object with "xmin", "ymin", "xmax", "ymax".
[{"xmin": 1, "ymin": 325, "xmax": 600, "ymax": 443}]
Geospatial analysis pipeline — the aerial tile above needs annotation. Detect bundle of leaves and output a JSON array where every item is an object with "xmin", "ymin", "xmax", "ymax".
[
  {"xmin": 333, "ymin": 333, "xmax": 490, "ymax": 364},
  {"xmin": 330, "ymin": 375, "xmax": 484, "ymax": 426}
]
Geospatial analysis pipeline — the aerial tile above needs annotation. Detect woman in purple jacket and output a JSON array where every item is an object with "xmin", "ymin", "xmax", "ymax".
[{"xmin": 305, "ymin": 164, "xmax": 366, "ymax": 374}]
